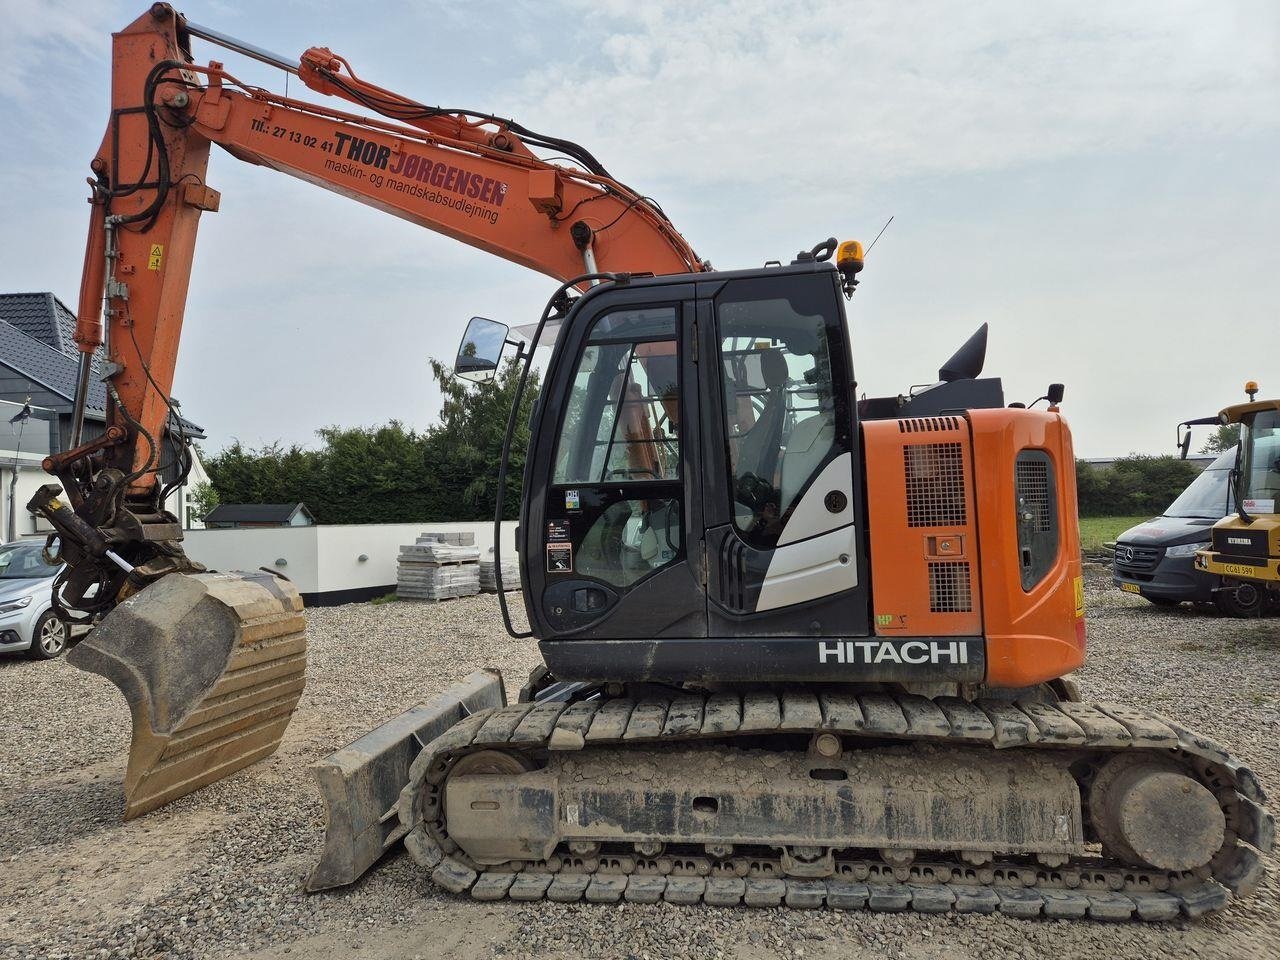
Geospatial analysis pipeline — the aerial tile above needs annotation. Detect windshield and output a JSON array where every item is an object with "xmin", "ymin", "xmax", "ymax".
[
  {"xmin": 1164, "ymin": 466, "xmax": 1233, "ymax": 519},
  {"xmin": 0, "ymin": 544, "xmax": 60, "ymax": 579},
  {"xmin": 1240, "ymin": 410, "xmax": 1280, "ymax": 508}
]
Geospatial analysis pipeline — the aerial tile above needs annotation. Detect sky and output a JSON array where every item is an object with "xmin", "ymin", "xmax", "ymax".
[{"xmin": 0, "ymin": 0, "xmax": 1277, "ymax": 458}]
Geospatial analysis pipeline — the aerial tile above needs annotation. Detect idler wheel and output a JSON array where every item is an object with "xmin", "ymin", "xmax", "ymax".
[
  {"xmin": 444, "ymin": 750, "xmax": 531, "ymax": 821},
  {"xmin": 1089, "ymin": 756, "xmax": 1225, "ymax": 872}
]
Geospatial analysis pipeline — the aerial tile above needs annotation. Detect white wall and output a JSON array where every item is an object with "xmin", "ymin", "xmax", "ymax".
[
  {"xmin": 1, "ymin": 447, "xmax": 210, "ymax": 542},
  {"xmin": 183, "ymin": 521, "xmax": 519, "ymax": 596}
]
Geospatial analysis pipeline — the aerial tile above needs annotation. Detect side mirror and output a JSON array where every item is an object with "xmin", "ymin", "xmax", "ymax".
[
  {"xmin": 454, "ymin": 316, "xmax": 509, "ymax": 382},
  {"xmin": 1178, "ymin": 428, "xmax": 1192, "ymax": 460},
  {"xmin": 1046, "ymin": 383, "xmax": 1065, "ymax": 405}
]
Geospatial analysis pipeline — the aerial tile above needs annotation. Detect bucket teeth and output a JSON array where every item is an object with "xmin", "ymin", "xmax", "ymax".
[{"xmin": 67, "ymin": 571, "xmax": 306, "ymax": 818}]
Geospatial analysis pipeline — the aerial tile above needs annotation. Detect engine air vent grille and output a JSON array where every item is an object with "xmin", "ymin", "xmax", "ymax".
[
  {"xmin": 904, "ymin": 442, "xmax": 967, "ymax": 527},
  {"xmin": 1015, "ymin": 450, "xmax": 1060, "ymax": 590},
  {"xmin": 1015, "ymin": 459, "xmax": 1052, "ymax": 532},
  {"xmin": 928, "ymin": 560, "xmax": 973, "ymax": 612},
  {"xmin": 898, "ymin": 416, "xmax": 962, "ymax": 433}
]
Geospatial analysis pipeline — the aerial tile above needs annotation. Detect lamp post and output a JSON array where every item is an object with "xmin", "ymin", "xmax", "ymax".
[{"xmin": 6, "ymin": 399, "xmax": 32, "ymax": 544}]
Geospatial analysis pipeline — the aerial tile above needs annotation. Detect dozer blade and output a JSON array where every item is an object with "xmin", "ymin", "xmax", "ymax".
[
  {"xmin": 67, "ymin": 570, "xmax": 307, "ymax": 819},
  {"xmin": 306, "ymin": 669, "xmax": 506, "ymax": 892}
]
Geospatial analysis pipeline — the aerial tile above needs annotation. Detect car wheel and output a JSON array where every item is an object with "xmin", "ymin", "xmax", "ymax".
[
  {"xmin": 28, "ymin": 610, "xmax": 69, "ymax": 660},
  {"xmin": 1146, "ymin": 597, "xmax": 1181, "ymax": 608},
  {"xmin": 1214, "ymin": 582, "xmax": 1264, "ymax": 618}
]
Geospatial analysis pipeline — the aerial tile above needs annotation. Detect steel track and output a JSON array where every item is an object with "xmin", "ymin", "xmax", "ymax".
[{"xmin": 398, "ymin": 691, "xmax": 1273, "ymax": 920}]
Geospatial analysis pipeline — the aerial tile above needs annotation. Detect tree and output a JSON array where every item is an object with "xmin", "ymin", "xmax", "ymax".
[
  {"xmin": 188, "ymin": 480, "xmax": 220, "ymax": 522},
  {"xmin": 1200, "ymin": 424, "xmax": 1240, "ymax": 455},
  {"xmin": 424, "ymin": 356, "xmax": 541, "ymax": 520},
  {"xmin": 202, "ymin": 358, "xmax": 540, "ymax": 523},
  {"xmin": 1074, "ymin": 455, "xmax": 1202, "ymax": 517}
]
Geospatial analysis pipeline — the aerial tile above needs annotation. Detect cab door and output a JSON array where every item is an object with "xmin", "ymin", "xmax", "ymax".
[
  {"xmin": 523, "ymin": 285, "xmax": 706, "ymax": 640},
  {"xmin": 699, "ymin": 268, "xmax": 869, "ymax": 638}
]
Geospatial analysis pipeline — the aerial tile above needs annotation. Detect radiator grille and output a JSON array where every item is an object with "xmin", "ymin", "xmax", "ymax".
[
  {"xmin": 1015, "ymin": 459, "xmax": 1052, "ymax": 532},
  {"xmin": 928, "ymin": 560, "xmax": 973, "ymax": 612},
  {"xmin": 1015, "ymin": 450, "xmax": 1060, "ymax": 590},
  {"xmin": 904, "ymin": 442, "xmax": 967, "ymax": 527},
  {"xmin": 898, "ymin": 416, "xmax": 962, "ymax": 433}
]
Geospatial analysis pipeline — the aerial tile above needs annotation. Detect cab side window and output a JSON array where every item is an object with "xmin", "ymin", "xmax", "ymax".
[
  {"xmin": 717, "ymin": 283, "xmax": 850, "ymax": 549},
  {"xmin": 554, "ymin": 307, "xmax": 679, "ymax": 485},
  {"xmin": 550, "ymin": 305, "xmax": 683, "ymax": 589}
]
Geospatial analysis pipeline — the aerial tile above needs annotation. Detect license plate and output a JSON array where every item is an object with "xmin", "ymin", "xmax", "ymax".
[
  {"xmin": 1120, "ymin": 582, "xmax": 1141, "ymax": 594},
  {"xmin": 1223, "ymin": 563, "xmax": 1258, "ymax": 578}
]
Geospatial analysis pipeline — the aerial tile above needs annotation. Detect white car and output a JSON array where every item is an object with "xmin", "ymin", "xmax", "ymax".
[{"xmin": 0, "ymin": 540, "xmax": 71, "ymax": 660}]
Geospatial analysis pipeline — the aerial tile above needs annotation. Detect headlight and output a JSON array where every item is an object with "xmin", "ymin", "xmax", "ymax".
[
  {"xmin": 0, "ymin": 595, "xmax": 33, "ymax": 613},
  {"xmin": 1166, "ymin": 542, "xmax": 1208, "ymax": 558}
]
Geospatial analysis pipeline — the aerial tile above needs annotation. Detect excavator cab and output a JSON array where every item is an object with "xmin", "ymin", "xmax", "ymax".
[{"xmin": 515, "ymin": 262, "xmax": 870, "ymax": 673}]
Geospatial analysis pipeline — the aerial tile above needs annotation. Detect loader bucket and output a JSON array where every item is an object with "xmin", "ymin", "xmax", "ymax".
[
  {"xmin": 67, "ymin": 570, "xmax": 307, "ymax": 819},
  {"xmin": 306, "ymin": 669, "xmax": 506, "ymax": 891}
]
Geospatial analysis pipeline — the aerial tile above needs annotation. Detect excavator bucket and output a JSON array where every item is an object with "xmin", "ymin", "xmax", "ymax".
[{"xmin": 67, "ymin": 570, "xmax": 307, "ymax": 819}]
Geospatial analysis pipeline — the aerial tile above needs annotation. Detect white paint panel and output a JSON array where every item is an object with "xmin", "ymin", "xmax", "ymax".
[
  {"xmin": 757, "ymin": 523, "xmax": 858, "ymax": 612},
  {"xmin": 777, "ymin": 452, "xmax": 854, "ymax": 546}
]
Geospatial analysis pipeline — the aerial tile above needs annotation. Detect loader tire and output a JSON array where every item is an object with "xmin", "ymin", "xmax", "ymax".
[{"xmin": 1215, "ymin": 583, "xmax": 1264, "ymax": 618}]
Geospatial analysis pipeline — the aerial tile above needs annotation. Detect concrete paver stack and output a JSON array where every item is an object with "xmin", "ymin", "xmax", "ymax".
[
  {"xmin": 479, "ymin": 547, "xmax": 520, "ymax": 593},
  {"xmin": 396, "ymin": 532, "xmax": 480, "ymax": 601}
]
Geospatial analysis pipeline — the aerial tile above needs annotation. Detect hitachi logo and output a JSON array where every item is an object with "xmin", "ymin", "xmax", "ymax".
[
  {"xmin": 1226, "ymin": 537, "xmax": 1252, "ymax": 545},
  {"xmin": 817, "ymin": 639, "xmax": 970, "ymax": 666}
]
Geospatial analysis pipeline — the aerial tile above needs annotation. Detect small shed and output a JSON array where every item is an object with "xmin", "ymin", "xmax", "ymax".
[{"xmin": 204, "ymin": 503, "xmax": 315, "ymax": 529}]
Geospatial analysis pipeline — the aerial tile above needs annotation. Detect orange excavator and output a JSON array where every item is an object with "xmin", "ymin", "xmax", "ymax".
[{"xmin": 36, "ymin": 4, "xmax": 1272, "ymax": 921}]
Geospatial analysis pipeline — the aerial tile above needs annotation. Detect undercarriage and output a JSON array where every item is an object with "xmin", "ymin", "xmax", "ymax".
[{"xmin": 397, "ymin": 687, "xmax": 1273, "ymax": 920}]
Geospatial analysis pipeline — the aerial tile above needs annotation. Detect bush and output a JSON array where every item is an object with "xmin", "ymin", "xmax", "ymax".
[
  {"xmin": 204, "ymin": 358, "xmax": 539, "ymax": 524},
  {"xmin": 1075, "ymin": 455, "xmax": 1201, "ymax": 518}
]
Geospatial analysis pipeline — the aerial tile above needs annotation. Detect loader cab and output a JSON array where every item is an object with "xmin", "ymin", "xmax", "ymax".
[{"xmin": 515, "ymin": 262, "xmax": 873, "ymax": 682}]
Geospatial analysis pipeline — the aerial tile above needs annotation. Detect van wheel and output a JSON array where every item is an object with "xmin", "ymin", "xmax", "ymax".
[{"xmin": 1215, "ymin": 583, "xmax": 1264, "ymax": 618}]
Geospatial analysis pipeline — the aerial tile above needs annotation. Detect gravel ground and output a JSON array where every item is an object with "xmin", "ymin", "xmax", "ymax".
[{"xmin": 1, "ymin": 567, "xmax": 1277, "ymax": 960}]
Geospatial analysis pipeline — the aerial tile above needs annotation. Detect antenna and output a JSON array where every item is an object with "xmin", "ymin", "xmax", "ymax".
[{"xmin": 865, "ymin": 216, "xmax": 894, "ymax": 255}]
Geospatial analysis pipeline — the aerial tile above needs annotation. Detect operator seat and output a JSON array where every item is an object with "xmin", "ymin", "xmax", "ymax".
[
  {"xmin": 780, "ymin": 408, "xmax": 836, "ymax": 511},
  {"xmin": 734, "ymin": 348, "xmax": 789, "ymax": 486}
]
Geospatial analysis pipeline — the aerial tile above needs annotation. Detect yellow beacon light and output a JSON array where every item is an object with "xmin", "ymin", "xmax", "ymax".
[
  {"xmin": 837, "ymin": 240, "xmax": 865, "ymax": 273},
  {"xmin": 1245, "ymin": 380, "xmax": 1259, "ymax": 400},
  {"xmin": 836, "ymin": 239, "xmax": 865, "ymax": 298}
]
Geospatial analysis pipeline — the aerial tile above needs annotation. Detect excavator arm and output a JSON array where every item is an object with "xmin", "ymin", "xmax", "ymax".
[{"xmin": 29, "ymin": 3, "xmax": 701, "ymax": 818}]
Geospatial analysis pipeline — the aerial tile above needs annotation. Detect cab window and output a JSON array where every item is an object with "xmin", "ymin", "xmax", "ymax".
[
  {"xmin": 553, "ymin": 307, "xmax": 679, "ymax": 485},
  {"xmin": 717, "ymin": 278, "xmax": 851, "ymax": 549},
  {"xmin": 549, "ymin": 305, "xmax": 683, "ymax": 589}
]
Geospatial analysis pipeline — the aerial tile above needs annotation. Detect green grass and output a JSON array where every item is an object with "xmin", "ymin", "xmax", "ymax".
[
  {"xmin": 369, "ymin": 592, "xmax": 399, "ymax": 605},
  {"xmin": 1078, "ymin": 515, "xmax": 1153, "ymax": 553}
]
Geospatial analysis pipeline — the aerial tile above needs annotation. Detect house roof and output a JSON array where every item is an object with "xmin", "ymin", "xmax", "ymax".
[
  {"xmin": 205, "ymin": 503, "xmax": 314, "ymax": 524},
  {"xmin": 0, "ymin": 292, "xmax": 79, "ymax": 355},
  {"xmin": 0, "ymin": 292, "xmax": 205, "ymax": 439}
]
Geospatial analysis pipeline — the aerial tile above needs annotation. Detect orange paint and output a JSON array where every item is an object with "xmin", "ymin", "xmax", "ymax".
[{"xmin": 863, "ymin": 409, "xmax": 1085, "ymax": 688}]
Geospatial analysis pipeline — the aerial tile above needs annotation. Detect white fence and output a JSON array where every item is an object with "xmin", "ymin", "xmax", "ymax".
[{"xmin": 182, "ymin": 521, "xmax": 518, "ymax": 604}]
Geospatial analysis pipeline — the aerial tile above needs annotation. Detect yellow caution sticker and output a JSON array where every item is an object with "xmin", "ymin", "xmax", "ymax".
[
  {"xmin": 1073, "ymin": 575, "xmax": 1086, "ymax": 617},
  {"xmin": 148, "ymin": 244, "xmax": 164, "ymax": 271}
]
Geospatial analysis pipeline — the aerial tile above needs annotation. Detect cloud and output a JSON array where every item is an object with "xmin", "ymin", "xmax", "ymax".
[
  {"xmin": 0, "ymin": 0, "xmax": 116, "ymax": 102},
  {"xmin": 506, "ymin": 0, "xmax": 1280, "ymax": 188}
]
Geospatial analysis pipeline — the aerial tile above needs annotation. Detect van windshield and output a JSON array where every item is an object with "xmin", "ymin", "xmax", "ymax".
[{"xmin": 1164, "ymin": 466, "xmax": 1233, "ymax": 519}]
